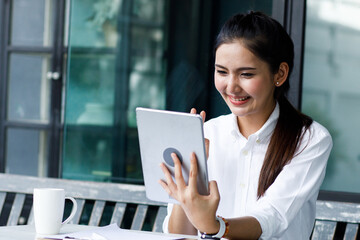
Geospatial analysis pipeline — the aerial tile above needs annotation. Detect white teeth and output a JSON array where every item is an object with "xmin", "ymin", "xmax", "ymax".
[{"xmin": 231, "ymin": 96, "xmax": 249, "ymax": 101}]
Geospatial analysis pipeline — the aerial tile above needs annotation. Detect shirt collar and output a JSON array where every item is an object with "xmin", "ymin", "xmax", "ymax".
[{"xmin": 230, "ymin": 102, "xmax": 280, "ymax": 142}]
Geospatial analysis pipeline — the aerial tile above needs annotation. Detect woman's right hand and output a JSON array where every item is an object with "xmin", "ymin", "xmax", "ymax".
[
  {"xmin": 165, "ymin": 108, "xmax": 211, "ymax": 235},
  {"xmin": 160, "ymin": 152, "xmax": 220, "ymax": 235}
]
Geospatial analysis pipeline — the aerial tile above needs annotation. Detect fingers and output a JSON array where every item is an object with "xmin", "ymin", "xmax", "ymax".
[
  {"xmin": 188, "ymin": 152, "xmax": 198, "ymax": 191},
  {"xmin": 172, "ymin": 153, "xmax": 186, "ymax": 188},
  {"xmin": 200, "ymin": 111, "xmax": 206, "ymax": 123},
  {"xmin": 205, "ymin": 138, "xmax": 210, "ymax": 159},
  {"xmin": 190, "ymin": 108, "xmax": 206, "ymax": 123},
  {"xmin": 158, "ymin": 179, "xmax": 172, "ymax": 195},
  {"xmin": 160, "ymin": 152, "xmax": 202, "ymax": 201},
  {"xmin": 208, "ymin": 181, "xmax": 220, "ymax": 202},
  {"xmin": 160, "ymin": 162, "xmax": 175, "ymax": 186},
  {"xmin": 159, "ymin": 162, "xmax": 178, "ymax": 197}
]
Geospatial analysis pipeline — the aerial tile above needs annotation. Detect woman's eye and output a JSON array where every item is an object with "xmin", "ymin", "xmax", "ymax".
[
  {"xmin": 216, "ymin": 70, "xmax": 227, "ymax": 75},
  {"xmin": 241, "ymin": 73, "xmax": 254, "ymax": 77}
]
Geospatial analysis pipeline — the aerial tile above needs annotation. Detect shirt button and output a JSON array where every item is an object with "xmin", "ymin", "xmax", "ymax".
[
  {"xmin": 242, "ymin": 150, "xmax": 248, "ymax": 156},
  {"xmin": 240, "ymin": 183, "xmax": 246, "ymax": 188},
  {"xmin": 256, "ymin": 139, "xmax": 261, "ymax": 144}
]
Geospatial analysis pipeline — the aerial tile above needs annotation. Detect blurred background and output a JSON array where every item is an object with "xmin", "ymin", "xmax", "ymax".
[{"xmin": 0, "ymin": 0, "xmax": 359, "ymax": 201}]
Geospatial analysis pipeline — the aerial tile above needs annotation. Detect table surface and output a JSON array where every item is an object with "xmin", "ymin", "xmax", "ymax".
[{"xmin": 0, "ymin": 224, "xmax": 198, "ymax": 240}]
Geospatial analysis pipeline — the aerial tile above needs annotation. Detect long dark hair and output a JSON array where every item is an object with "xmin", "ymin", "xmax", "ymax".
[{"xmin": 215, "ymin": 11, "xmax": 313, "ymax": 198}]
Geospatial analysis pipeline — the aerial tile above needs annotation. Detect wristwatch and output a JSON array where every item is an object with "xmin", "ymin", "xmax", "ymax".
[{"xmin": 200, "ymin": 216, "xmax": 229, "ymax": 239}]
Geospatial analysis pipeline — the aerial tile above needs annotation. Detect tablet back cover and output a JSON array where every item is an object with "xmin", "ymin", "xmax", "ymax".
[{"xmin": 136, "ymin": 107, "xmax": 209, "ymax": 203}]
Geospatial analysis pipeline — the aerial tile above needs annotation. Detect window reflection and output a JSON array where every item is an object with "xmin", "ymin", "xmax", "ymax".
[
  {"xmin": 303, "ymin": 0, "xmax": 360, "ymax": 193},
  {"xmin": 6, "ymin": 128, "xmax": 48, "ymax": 177},
  {"xmin": 8, "ymin": 54, "xmax": 51, "ymax": 122},
  {"xmin": 128, "ymin": 25, "xmax": 166, "ymax": 127},
  {"xmin": 10, "ymin": 0, "xmax": 54, "ymax": 47},
  {"xmin": 64, "ymin": 0, "xmax": 166, "ymax": 182},
  {"xmin": 63, "ymin": 0, "xmax": 273, "ymax": 183},
  {"xmin": 66, "ymin": 54, "xmax": 116, "ymax": 125},
  {"xmin": 132, "ymin": 0, "xmax": 165, "ymax": 23}
]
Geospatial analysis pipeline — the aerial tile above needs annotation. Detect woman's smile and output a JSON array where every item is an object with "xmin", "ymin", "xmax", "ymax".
[
  {"xmin": 228, "ymin": 95, "xmax": 251, "ymax": 105},
  {"xmin": 214, "ymin": 41, "xmax": 276, "ymax": 124}
]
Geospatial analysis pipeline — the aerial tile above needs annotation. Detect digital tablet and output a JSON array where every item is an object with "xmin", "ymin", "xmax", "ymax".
[{"xmin": 136, "ymin": 107, "xmax": 209, "ymax": 203}]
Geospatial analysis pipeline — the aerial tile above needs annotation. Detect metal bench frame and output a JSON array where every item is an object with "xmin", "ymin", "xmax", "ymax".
[{"xmin": 0, "ymin": 173, "xmax": 167, "ymax": 232}]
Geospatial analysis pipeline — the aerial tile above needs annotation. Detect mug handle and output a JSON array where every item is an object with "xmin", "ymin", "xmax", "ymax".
[{"xmin": 62, "ymin": 196, "xmax": 78, "ymax": 225}]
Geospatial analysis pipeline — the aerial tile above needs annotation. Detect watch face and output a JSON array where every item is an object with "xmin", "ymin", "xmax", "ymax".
[{"xmin": 200, "ymin": 233, "xmax": 221, "ymax": 240}]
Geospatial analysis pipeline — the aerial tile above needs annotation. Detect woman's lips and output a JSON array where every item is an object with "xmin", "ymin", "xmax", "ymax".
[{"xmin": 228, "ymin": 95, "xmax": 251, "ymax": 105}]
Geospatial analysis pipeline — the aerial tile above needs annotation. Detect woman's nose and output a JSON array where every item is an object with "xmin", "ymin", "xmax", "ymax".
[{"xmin": 228, "ymin": 74, "xmax": 241, "ymax": 92}]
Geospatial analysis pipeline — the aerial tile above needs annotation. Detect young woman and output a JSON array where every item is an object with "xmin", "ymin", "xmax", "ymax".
[{"xmin": 159, "ymin": 11, "xmax": 333, "ymax": 239}]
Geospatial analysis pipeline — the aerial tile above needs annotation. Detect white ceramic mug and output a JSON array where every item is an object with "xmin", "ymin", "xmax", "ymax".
[{"xmin": 33, "ymin": 188, "xmax": 77, "ymax": 235}]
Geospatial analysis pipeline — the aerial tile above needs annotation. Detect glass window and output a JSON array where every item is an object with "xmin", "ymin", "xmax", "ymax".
[
  {"xmin": 127, "ymin": 26, "xmax": 166, "ymax": 127},
  {"xmin": 63, "ymin": 0, "xmax": 167, "ymax": 183},
  {"xmin": 302, "ymin": 0, "xmax": 360, "ymax": 193},
  {"xmin": 62, "ymin": 127, "xmax": 113, "ymax": 181},
  {"xmin": 10, "ymin": 0, "xmax": 54, "ymax": 47},
  {"xmin": 63, "ymin": 0, "xmax": 273, "ymax": 183},
  {"xmin": 6, "ymin": 128, "xmax": 48, "ymax": 176},
  {"xmin": 7, "ymin": 53, "xmax": 51, "ymax": 122},
  {"xmin": 65, "ymin": 53, "xmax": 116, "ymax": 125},
  {"xmin": 132, "ymin": 0, "xmax": 165, "ymax": 23}
]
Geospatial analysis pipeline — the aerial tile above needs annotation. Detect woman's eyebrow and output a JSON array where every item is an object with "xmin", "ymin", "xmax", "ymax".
[
  {"xmin": 215, "ymin": 64, "xmax": 256, "ymax": 71},
  {"xmin": 214, "ymin": 64, "xmax": 227, "ymax": 69}
]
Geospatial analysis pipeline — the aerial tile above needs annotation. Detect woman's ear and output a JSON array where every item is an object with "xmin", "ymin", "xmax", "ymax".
[{"xmin": 274, "ymin": 62, "xmax": 289, "ymax": 87}]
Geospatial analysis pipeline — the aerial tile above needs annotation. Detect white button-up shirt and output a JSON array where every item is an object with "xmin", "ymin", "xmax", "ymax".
[{"xmin": 163, "ymin": 104, "xmax": 333, "ymax": 239}]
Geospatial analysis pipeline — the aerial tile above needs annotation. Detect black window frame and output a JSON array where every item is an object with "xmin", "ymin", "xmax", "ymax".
[{"xmin": 0, "ymin": 0, "xmax": 67, "ymax": 177}]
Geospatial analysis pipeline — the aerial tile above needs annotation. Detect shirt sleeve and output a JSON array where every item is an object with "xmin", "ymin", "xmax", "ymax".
[
  {"xmin": 162, "ymin": 203, "xmax": 174, "ymax": 233},
  {"xmin": 247, "ymin": 124, "xmax": 333, "ymax": 238}
]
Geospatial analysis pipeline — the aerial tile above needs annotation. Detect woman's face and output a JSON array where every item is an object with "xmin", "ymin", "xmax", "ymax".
[{"xmin": 214, "ymin": 41, "xmax": 277, "ymax": 123}]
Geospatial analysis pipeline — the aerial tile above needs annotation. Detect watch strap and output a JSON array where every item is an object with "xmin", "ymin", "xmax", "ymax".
[{"xmin": 200, "ymin": 216, "xmax": 229, "ymax": 239}]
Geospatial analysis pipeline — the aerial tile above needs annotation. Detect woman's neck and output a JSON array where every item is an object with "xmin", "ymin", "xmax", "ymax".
[{"xmin": 236, "ymin": 101, "xmax": 276, "ymax": 139}]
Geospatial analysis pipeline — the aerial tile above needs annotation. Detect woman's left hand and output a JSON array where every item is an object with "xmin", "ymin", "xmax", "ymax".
[{"xmin": 159, "ymin": 152, "xmax": 221, "ymax": 234}]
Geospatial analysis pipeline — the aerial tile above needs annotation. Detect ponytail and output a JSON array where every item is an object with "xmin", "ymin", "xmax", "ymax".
[{"xmin": 257, "ymin": 96, "xmax": 312, "ymax": 198}]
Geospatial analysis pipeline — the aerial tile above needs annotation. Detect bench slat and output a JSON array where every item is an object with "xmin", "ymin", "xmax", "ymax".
[
  {"xmin": 110, "ymin": 202, "xmax": 126, "ymax": 226},
  {"xmin": 88, "ymin": 200, "xmax": 106, "ymax": 226},
  {"xmin": 69, "ymin": 199, "xmax": 85, "ymax": 224},
  {"xmin": 28, "ymin": 208, "xmax": 34, "ymax": 225},
  {"xmin": 316, "ymin": 200, "xmax": 360, "ymax": 223},
  {"xmin": 311, "ymin": 221, "xmax": 336, "ymax": 240},
  {"xmin": 0, "ymin": 193, "xmax": 6, "ymax": 212},
  {"xmin": 153, "ymin": 206, "xmax": 167, "ymax": 232},
  {"xmin": 131, "ymin": 205, "xmax": 148, "ymax": 230},
  {"xmin": 344, "ymin": 223, "xmax": 358, "ymax": 240},
  {"xmin": 7, "ymin": 194, "xmax": 26, "ymax": 226}
]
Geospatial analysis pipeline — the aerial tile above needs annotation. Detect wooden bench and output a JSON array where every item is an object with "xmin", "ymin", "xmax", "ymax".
[
  {"xmin": 311, "ymin": 200, "xmax": 360, "ymax": 239},
  {"xmin": 1, "ymin": 173, "xmax": 360, "ymax": 238},
  {"xmin": 0, "ymin": 173, "xmax": 167, "ymax": 232}
]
